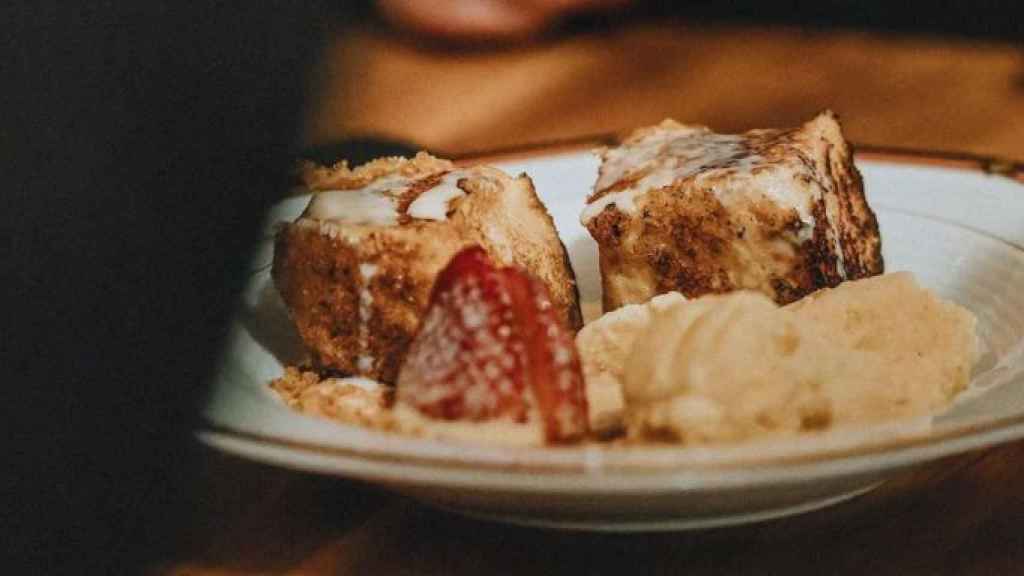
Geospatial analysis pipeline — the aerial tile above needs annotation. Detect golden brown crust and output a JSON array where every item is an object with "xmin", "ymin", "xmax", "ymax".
[
  {"xmin": 272, "ymin": 227, "xmax": 360, "ymax": 372},
  {"xmin": 298, "ymin": 151, "xmax": 454, "ymax": 191},
  {"xmin": 273, "ymin": 221, "xmax": 461, "ymax": 382},
  {"xmin": 586, "ymin": 111, "xmax": 883, "ymax": 310},
  {"xmin": 273, "ymin": 155, "xmax": 581, "ymax": 383},
  {"xmin": 270, "ymin": 367, "xmax": 393, "ymax": 428}
]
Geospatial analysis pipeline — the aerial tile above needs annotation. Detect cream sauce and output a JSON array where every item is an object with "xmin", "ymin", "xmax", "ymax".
[
  {"xmin": 304, "ymin": 170, "xmax": 471, "ymax": 225},
  {"xmin": 582, "ymin": 129, "xmax": 822, "ymax": 230},
  {"xmin": 306, "ymin": 174, "xmax": 410, "ymax": 225},
  {"xmin": 406, "ymin": 171, "xmax": 468, "ymax": 220},
  {"xmin": 583, "ymin": 132, "xmax": 761, "ymax": 223}
]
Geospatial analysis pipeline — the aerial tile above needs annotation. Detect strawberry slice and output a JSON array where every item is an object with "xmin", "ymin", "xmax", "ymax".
[
  {"xmin": 397, "ymin": 246, "xmax": 588, "ymax": 443},
  {"xmin": 502, "ymin": 269, "xmax": 589, "ymax": 443},
  {"xmin": 398, "ymin": 246, "xmax": 529, "ymax": 423}
]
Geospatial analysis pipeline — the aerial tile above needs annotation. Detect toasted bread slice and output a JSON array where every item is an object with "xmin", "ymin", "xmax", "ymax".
[
  {"xmin": 273, "ymin": 153, "xmax": 581, "ymax": 383},
  {"xmin": 583, "ymin": 111, "xmax": 883, "ymax": 311}
]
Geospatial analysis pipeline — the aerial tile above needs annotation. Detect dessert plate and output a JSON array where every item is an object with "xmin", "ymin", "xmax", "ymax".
[{"xmin": 199, "ymin": 143, "xmax": 1024, "ymax": 531}]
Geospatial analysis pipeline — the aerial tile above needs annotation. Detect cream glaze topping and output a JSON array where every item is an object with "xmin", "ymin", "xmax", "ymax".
[
  {"xmin": 305, "ymin": 170, "xmax": 471, "ymax": 225},
  {"xmin": 306, "ymin": 175, "xmax": 409, "ymax": 225},
  {"xmin": 581, "ymin": 127, "xmax": 815, "ymax": 231},
  {"xmin": 356, "ymin": 263, "xmax": 379, "ymax": 374},
  {"xmin": 406, "ymin": 171, "xmax": 468, "ymax": 220}
]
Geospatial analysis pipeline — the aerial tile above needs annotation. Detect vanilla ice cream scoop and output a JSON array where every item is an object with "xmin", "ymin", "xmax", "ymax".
[{"xmin": 617, "ymin": 272, "xmax": 977, "ymax": 444}]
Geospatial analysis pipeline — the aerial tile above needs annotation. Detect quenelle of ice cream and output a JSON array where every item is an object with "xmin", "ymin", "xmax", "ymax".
[{"xmin": 577, "ymin": 272, "xmax": 978, "ymax": 444}]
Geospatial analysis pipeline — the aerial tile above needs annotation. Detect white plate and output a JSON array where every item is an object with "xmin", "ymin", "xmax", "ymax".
[{"xmin": 200, "ymin": 146, "xmax": 1024, "ymax": 531}]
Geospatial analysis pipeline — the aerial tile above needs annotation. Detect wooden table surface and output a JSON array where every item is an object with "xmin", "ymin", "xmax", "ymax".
[{"xmin": 158, "ymin": 20, "xmax": 1024, "ymax": 575}]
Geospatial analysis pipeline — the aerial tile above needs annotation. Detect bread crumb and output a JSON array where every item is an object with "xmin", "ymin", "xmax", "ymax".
[{"xmin": 270, "ymin": 367, "xmax": 393, "ymax": 428}]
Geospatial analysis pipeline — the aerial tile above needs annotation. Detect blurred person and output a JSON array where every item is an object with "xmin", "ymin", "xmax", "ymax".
[{"xmin": 376, "ymin": 0, "xmax": 632, "ymax": 40}]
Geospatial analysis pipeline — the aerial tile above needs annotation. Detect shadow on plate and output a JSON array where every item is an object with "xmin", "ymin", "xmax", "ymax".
[{"xmin": 241, "ymin": 280, "xmax": 307, "ymax": 367}]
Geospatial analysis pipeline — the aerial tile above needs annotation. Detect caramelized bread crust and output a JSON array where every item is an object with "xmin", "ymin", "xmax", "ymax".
[
  {"xmin": 273, "ymin": 154, "xmax": 581, "ymax": 383},
  {"xmin": 584, "ymin": 111, "xmax": 883, "ymax": 310}
]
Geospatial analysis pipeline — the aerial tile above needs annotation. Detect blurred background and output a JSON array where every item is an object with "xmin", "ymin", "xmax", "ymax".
[
  {"xmin": 312, "ymin": 1, "xmax": 1022, "ymax": 160},
  {"xmin": 7, "ymin": 2, "xmax": 1021, "ymax": 573}
]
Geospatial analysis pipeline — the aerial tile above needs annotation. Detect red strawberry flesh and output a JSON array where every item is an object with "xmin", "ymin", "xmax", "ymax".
[
  {"xmin": 397, "ymin": 246, "xmax": 588, "ymax": 443},
  {"xmin": 505, "ymin": 272, "xmax": 589, "ymax": 442},
  {"xmin": 398, "ymin": 246, "xmax": 529, "ymax": 422}
]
